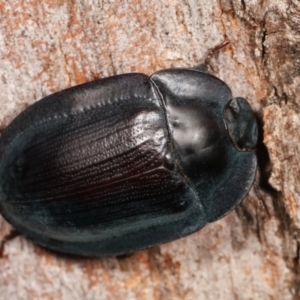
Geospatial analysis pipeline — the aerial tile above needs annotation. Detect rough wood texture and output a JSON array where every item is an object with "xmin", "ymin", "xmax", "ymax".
[{"xmin": 0, "ymin": 0, "xmax": 299, "ymax": 299}]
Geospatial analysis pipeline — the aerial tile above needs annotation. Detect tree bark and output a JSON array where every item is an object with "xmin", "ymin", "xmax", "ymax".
[{"xmin": 0, "ymin": 0, "xmax": 299, "ymax": 299}]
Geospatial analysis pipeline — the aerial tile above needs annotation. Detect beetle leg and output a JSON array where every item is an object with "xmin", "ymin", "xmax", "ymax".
[
  {"xmin": 190, "ymin": 36, "xmax": 230, "ymax": 73},
  {"xmin": 116, "ymin": 252, "xmax": 134, "ymax": 259},
  {"xmin": 190, "ymin": 64, "xmax": 208, "ymax": 73},
  {"xmin": 0, "ymin": 229, "xmax": 20, "ymax": 258},
  {"xmin": 253, "ymin": 177, "xmax": 271, "ymax": 218},
  {"xmin": 205, "ymin": 36, "xmax": 230, "ymax": 70}
]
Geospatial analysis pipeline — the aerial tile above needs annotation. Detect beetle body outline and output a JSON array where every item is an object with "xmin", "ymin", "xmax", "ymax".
[{"xmin": 0, "ymin": 66, "xmax": 257, "ymax": 256}]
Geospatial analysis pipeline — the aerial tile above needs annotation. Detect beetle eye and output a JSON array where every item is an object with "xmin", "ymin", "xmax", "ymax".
[{"xmin": 224, "ymin": 97, "xmax": 258, "ymax": 151}]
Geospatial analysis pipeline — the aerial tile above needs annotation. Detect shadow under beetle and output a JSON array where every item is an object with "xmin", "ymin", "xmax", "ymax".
[{"xmin": 0, "ymin": 62, "xmax": 257, "ymax": 256}]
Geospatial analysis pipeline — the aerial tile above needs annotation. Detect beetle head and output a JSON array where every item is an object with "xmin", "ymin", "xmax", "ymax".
[{"xmin": 224, "ymin": 97, "xmax": 258, "ymax": 151}]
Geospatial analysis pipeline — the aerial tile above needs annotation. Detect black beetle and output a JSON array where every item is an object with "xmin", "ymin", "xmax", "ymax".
[{"xmin": 0, "ymin": 64, "xmax": 257, "ymax": 256}]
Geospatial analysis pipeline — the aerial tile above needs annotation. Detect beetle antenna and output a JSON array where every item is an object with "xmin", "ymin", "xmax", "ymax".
[
  {"xmin": 253, "ymin": 178, "xmax": 271, "ymax": 218},
  {"xmin": 205, "ymin": 36, "xmax": 230, "ymax": 70}
]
